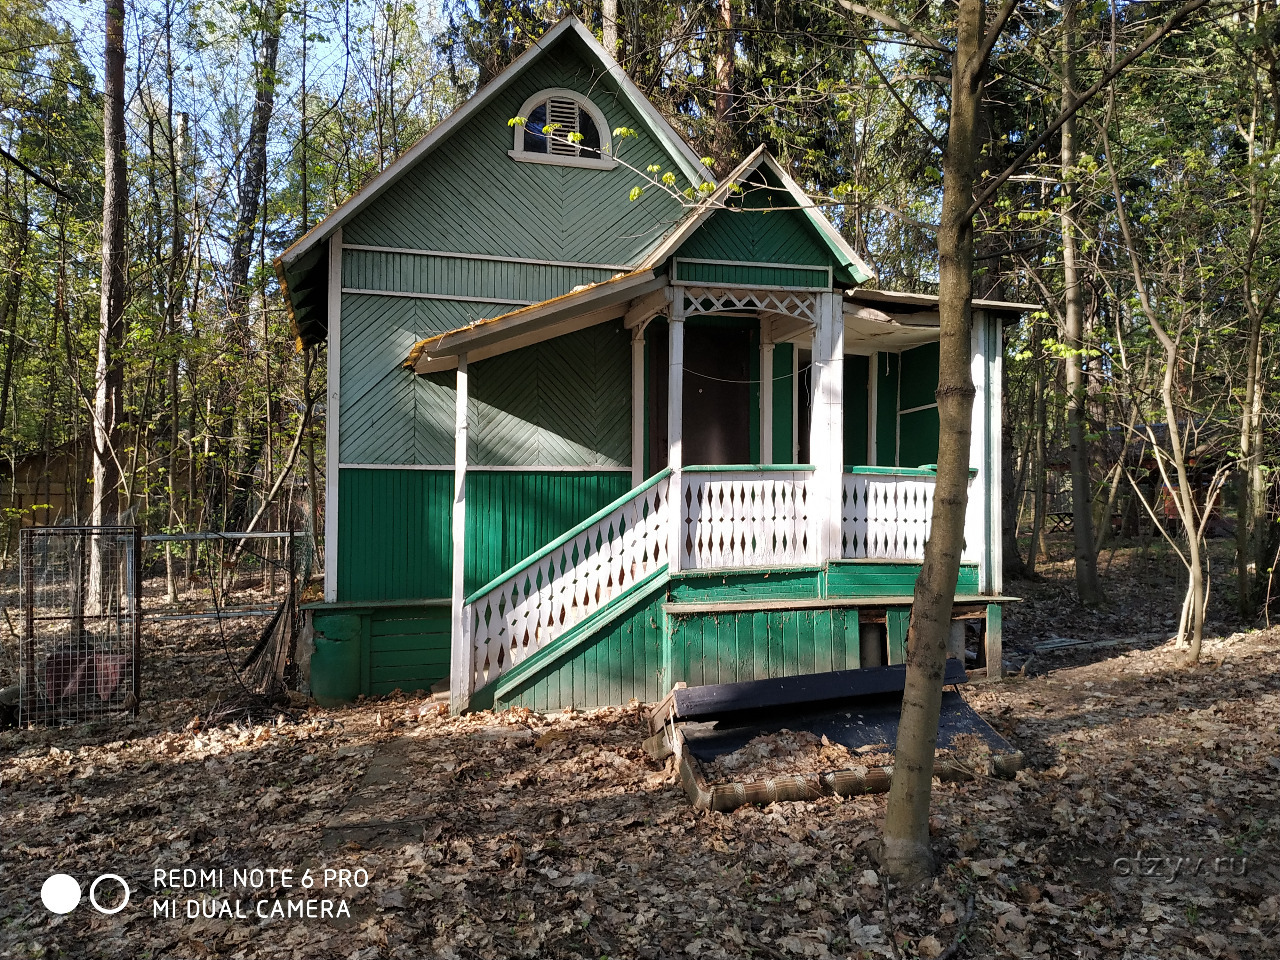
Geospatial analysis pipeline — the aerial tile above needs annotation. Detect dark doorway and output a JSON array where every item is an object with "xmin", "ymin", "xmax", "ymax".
[
  {"xmin": 684, "ymin": 324, "xmax": 753, "ymax": 465},
  {"xmin": 648, "ymin": 320, "xmax": 756, "ymax": 470}
]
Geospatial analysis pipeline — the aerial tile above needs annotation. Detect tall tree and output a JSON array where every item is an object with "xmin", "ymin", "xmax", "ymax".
[
  {"xmin": 880, "ymin": 0, "xmax": 1000, "ymax": 884},
  {"xmin": 91, "ymin": 0, "xmax": 128, "ymax": 533},
  {"xmin": 1059, "ymin": 0, "xmax": 1103, "ymax": 603}
]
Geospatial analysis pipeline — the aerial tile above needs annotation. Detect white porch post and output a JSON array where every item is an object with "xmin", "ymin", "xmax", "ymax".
[
  {"xmin": 631, "ymin": 328, "xmax": 645, "ymax": 486},
  {"xmin": 322, "ymin": 228, "xmax": 342, "ymax": 602},
  {"xmin": 449, "ymin": 355, "xmax": 471, "ymax": 714},
  {"xmin": 760, "ymin": 319, "xmax": 774, "ymax": 465},
  {"xmin": 667, "ymin": 298, "xmax": 685, "ymax": 572},
  {"xmin": 968, "ymin": 313, "xmax": 990, "ymax": 594},
  {"xmin": 808, "ymin": 291, "xmax": 844, "ymax": 562}
]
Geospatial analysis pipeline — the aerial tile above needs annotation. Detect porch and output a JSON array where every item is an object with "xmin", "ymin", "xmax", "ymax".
[{"xmin": 455, "ymin": 461, "xmax": 1007, "ymax": 712}]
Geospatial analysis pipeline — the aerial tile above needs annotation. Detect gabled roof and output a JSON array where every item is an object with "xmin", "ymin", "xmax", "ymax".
[
  {"xmin": 638, "ymin": 146, "xmax": 876, "ymax": 285},
  {"xmin": 275, "ymin": 17, "xmax": 709, "ymax": 279}
]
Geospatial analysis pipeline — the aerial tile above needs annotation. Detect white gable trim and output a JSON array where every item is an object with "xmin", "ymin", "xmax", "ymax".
[{"xmin": 278, "ymin": 17, "xmax": 710, "ymax": 272}]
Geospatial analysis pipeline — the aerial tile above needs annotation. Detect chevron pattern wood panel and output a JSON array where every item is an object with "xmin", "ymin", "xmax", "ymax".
[
  {"xmin": 341, "ymin": 44, "xmax": 689, "ymax": 266},
  {"xmin": 468, "ymin": 321, "xmax": 630, "ymax": 467},
  {"xmin": 338, "ymin": 293, "xmax": 506, "ymax": 465}
]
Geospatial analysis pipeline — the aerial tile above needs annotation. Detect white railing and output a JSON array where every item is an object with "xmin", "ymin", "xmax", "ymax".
[
  {"xmin": 679, "ymin": 466, "xmax": 814, "ymax": 570},
  {"xmin": 841, "ymin": 468, "xmax": 979, "ymax": 562},
  {"xmin": 464, "ymin": 468, "xmax": 672, "ymax": 692}
]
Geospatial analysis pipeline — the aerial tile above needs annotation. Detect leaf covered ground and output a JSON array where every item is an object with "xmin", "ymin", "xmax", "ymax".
[{"xmin": 1, "ymin": 547, "xmax": 1278, "ymax": 959}]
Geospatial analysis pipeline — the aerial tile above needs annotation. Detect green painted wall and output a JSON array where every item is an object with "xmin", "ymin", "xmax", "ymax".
[
  {"xmin": 493, "ymin": 585, "xmax": 667, "ymax": 711},
  {"xmin": 337, "ymin": 467, "xmax": 630, "ymax": 602},
  {"xmin": 463, "ymin": 470, "xmax": 632, "ymax": 593},
  {"xmin": 340, "ymin": 306, "xmax": 631, "ymax": 468},
  {"xmin": 670, "ymin": 607, "xmax": 862, "ymax": 686},
  {"xmin": 368, "ymin": 607, "xmax": 450, "ymax": 696},
  {"xmin": 338, "ymin": 468, "xmax": 453, "ymax": 601},
  {"xmin": 310, "ymin": 604, "xmax": 451, "ymax": 700},
  {"xmin": 668, "ymin": 568, "xmax": 824, "ymax": 602},
  {"xmin": 343, "ymin": 35, "xmax": 689, "ymax": 265},
  {"xmin": 772, "ymin": 342, "xmax": 794, "ymax": 463},
  {"xmin": 673, "ymin": 260, "xmax": 828, "ymax": 288},
  {"xmin": 875, "ymin": 352, "xmax": 899, "ymax": 466},
  {"xmin": 844, "ymin": 354, "xmax": 869, "ymax": 466},
  {"xmin": 343, "ymin": 248, "xmax": 616, "ymax": 302},
  {"xmin": 469, "ymin": 321, "xmax": 631, "ymax": 468},
  {"xmin": 826, "ymin": 561, "xmax": 979, "ymax": 597},
  {"xmin": 338, "ymin": 294, "xmax": 501, "ymax": 465},
  {"xmin": 675, "ymin": 169, "xmax": 834, "ymax": 269}
]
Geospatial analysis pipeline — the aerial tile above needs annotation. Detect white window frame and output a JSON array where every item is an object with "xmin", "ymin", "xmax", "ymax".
[{"xmin": 510, "ymin": 88, "xmax": 617, "ymax": 170}]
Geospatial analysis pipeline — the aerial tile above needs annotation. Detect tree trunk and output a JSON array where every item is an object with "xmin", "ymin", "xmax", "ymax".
[
  {"xmin": 1060, "ymin": 1, "xmax": 1103, "ymax": 604},
  {"xmin": 89, "ymin": 0, "xmax": 128, "ymax": 610},
  {"xmin": 713, "ymin": 0, "xmax": 735, "ymax": 173},
  {"xmin": 219, "ymin": 0, "xmax": 282, "ymax": 530},
  {"xmin": 602, "ymin": 0, "xmax": 618, "ymax": 56},
  {"xmin": 881, "ymin": 0, "xmax": 984, "ymax": 885}
]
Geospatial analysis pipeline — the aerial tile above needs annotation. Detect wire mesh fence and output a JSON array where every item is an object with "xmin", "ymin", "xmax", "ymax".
[{"xmin": 19, "ymin": 526, "xmax": 141, "ymax": 725}]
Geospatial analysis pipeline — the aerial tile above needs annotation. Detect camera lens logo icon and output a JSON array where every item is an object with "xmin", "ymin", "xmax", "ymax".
[{"xmin": 40, "ymin": 874, "xmax": 130, "ymax": 915}]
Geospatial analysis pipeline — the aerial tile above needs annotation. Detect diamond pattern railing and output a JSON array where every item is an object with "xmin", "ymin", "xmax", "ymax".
[
  {"xmin": 679, "ymin": 468, "xmax": 814, "ymax": 570},
  {"xmin": 841, "ymin": 470, "xmax": 979, "ymax": 562},
  {"xmin": 465, "ymin": 469, "xmax": 672, "ymax": 693}
]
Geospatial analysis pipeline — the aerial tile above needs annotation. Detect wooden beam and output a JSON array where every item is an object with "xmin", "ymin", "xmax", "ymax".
[
  {"xmin": 323, "ymin": 229, "xmax": 342, "ymax": 602},
  {"xmin": 624, "ymin": 286, "xmax": 672, "ymax": 328},
  {"xmin": 985, "ymin": 601, "xmax": 1003, "ymax": 680},
  {"xmin": 450, "ymin": 355, "xmax": 471, "ymax": 714}
]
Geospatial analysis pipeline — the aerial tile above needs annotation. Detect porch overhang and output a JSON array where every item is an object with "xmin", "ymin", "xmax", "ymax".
[{"xmin": 405, "ymin": 269, "xmax": 666, "ymax": 373}]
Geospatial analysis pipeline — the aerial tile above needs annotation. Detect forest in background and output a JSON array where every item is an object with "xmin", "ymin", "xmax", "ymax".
[{"xmin": 2, "ymin": 0, "xmax": 1279, "ymax": 635}]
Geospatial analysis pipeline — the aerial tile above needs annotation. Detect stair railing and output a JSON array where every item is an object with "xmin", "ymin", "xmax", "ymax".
[{"xmin": 462, "ymin": 468, "xmax": 672, "ymax": 696}]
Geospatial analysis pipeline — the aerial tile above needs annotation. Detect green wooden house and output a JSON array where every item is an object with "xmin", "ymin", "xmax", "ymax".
[{"xmin": 275, "ymin": 17, "xmax": 1029, "ymax": 713}]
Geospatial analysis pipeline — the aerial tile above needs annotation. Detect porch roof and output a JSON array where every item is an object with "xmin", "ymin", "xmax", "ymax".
[{"xmin": 405, "ymin": 268, "xmax": 664, "ymax": 373}]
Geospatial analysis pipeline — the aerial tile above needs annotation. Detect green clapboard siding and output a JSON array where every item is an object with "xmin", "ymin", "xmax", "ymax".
[
  {"xmin": 673, "ymin": 260, "xmax": 828, "ymax": 288},
  {"xmin": 343, "ymin": 35, "xmax": 689, "ymax": 266},
  {"xmin": 338, "ymin": 468, "xmax": 453, "ymax": 602},
  {"xmin": 368, "ymin": 607, "xmax": 451, "ymax": 695},
  {"xmin": 668, "ymin": 568, "xmax": 824, "ymax": 603},
  {"xmin": 772, "ymin": 342, "xmax": 794, "ymax": 463},
  {"xmin": 338, "ymin": 467, "xmax": 630, "ymax": 601},
  {"xmin": 469, "ymin": 321, "xmax": 631, "ymax": 468},
  {"xmin": 463, "ymin": 470, "xmax": 632, "ymax": 593},
  {"xmin": 825, "ymin": 561, "xmax": 980, "ymax": 597},
  {"xmin": 875, "ymin": 352, "xmax": 899, "ymax": 466},
  {"xmin": 669, "ymin": 607, "xmax": 862, "ymax": 686},
  {"xmin": 343, "ymin": 248, "xmax": 616, "ymax": 302},
  {"xmin": 494, "ymin": 585, "xmax": 667, "ymax": 711},
  {"xmin": 844, "ymin": 354, "xmax": 870, "ymax": 466}
]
